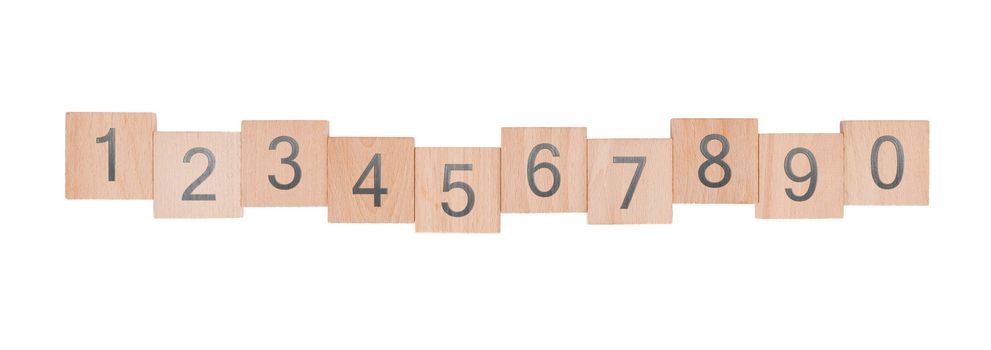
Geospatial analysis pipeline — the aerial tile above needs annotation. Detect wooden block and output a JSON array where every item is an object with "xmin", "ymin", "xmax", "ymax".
[
  {"xmin": 756, "ymin": 134, "xmax": 844, "ymax": 219},
  {"xmin": 500, "ymin": 127, "xmax": 587, "ymax": 212},
  {"xmin": 671, "ymin": 118, "xmax": 758, "ymax": 203},
  {"xmin": 65, "ymin": 112, "xmax": 156, "ymax": 199},
  {"xmin": 841, "ymin": 120, "xmax": 929, "ymax": 205},
  {"xmin": 241, "ymin": 120, "xmax": 329, "ymax": 207},
  {"xmin": 328, "ymin": 137, "xmax": 415, "ymax": 223},
  {"xmin": 415, "ymin": 148, "xmax": 501, "ymax": 233},
  {"xmin": 154, "ymin": 132, "xmax": 242, "ymax": 218},
  {"xmin": 587, "ymin": 139, "xmax": 673, "ymax": 224}
]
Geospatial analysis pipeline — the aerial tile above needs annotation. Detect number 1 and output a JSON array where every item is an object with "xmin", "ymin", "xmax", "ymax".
[{"xmin": 96, "ymin": 128, "xmax": 116, "ymax": 181}]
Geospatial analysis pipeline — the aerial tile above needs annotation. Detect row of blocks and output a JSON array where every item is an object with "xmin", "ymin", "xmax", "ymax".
[{"xmin": 66, "ymin": 113, "xmax": 929, "ymax": 232}]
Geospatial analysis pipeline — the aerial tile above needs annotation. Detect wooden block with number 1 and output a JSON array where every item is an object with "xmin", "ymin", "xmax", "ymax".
[
  {"xmin": 501, "ymin": 127, "xmax": 587, "ymax": 213},
  {"xmin": 328, "ymin": 137, "xmax": 415, "ymax": 223},
  {"xmin": 587, "ymin": 139, "xmax": 673, "ymax": 224},
  {"xmin": 757, "ymin": 134, "xmax": 844, "ymax": 219},
  {"xmin": 241, "ymin": 120, "xmax": 329, "ymax": 207},
  {"xmin": 841, "ymin": 120, "xmax": 929, "ymax": 205},
  {"xmin": 154, "ymin": 132, "xmax": 242, "ymax": 218},
  {"xmin": 415, "ymin": 148, "xmax": 501, "ymax": 233},
  {"xmin": 671, "ymin": 118, "xmax": 758, "ymax": 204},
  {"xmin": 66, "ymin": 112, "xmax": 156, "ymax": 199}
]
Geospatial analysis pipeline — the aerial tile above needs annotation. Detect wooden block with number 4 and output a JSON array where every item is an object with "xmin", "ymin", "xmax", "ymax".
[
  {"xmin": 841, "ymin": 120, "xmax": 929, "ymax": 205},
  {"xmin": 415, "ymin": 148, "xmax": 501, "ymax": 233},
  {"xmin": 671, "ymin": 118, "xmax": 758, "ymax": 204},
  {"xmin": 241, "ymin": 120, "xmax": 329, "ymax": 207},
  {"xmin": 501, "ymin": 127, "xmax": 587, "ymax": 213},
  {"xmin": 587, "ymin": 139, "xmax": 673, "ymax": 224},
  {"xmin": 328, "ymin": 137, "xmax": 415, "ymax": 223},
  {"xmin": 66, "ymin": 112, "xmax": 156, "ymax": 199},
  {"xmin": 757, "ymin": 134, "xmax": 844, "ymax": 219},
  {"xmin": 154, "ymin": 132, "xmax": 242, "ymax": 218}
]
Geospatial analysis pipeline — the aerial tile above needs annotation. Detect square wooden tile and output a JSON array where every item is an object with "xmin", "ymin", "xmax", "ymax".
[
  {"xmin": 841, "ymin": 120, "xmax": 929, "ymax": 205},
  {"xmin": 757, "ymin": 134, "xmax": 844, "ymax": 219},
  {"xmin": 241, "ymin": 120, "xmax": 329, "ymax": 207},
  {"xmin": 587, "ymin": 139, "xmax": 673, "ymax": 224},
  {"xmin": 328, "ymin": 137, "xmax": 415, "ymax": 223},
  {"xmin": 501, "ymin": 127, "xmax": 587, "ymax": 212},
  {"xmin": 154, "ymin": 132, "xmax": 242, "ymax": 218},
  {"xmin": 415, "ymin": 147, "xmax": 501, "ymax": 233},
  {"xmin": 671, "ymin": 118, "xmax": 758, "ymax": 204},
  {"xmin": 65, "ymin": 112, "xmax": 156, "ymax": 199}
]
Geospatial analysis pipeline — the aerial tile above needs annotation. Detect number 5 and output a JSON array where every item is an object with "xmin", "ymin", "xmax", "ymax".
[{"xmin": 441, "ymin": 164, "xmax": 475, "ymax": 217}]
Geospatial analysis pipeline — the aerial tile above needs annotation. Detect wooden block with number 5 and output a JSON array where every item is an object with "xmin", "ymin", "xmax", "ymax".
[
  {"xmin": 671, "ymin": 118, "xmax": 758, "ymax": 204},
  {"xmin": 66, "ymin": 112, "xmax": 156, "ymax": 199},
  {"xmin": 328, "ymin": 137, "xmax": 415, "ymax": 223},
  {"xmin": 587, "ymin": 139, "xmax": 673, "ymax": 224},
  {"xmin": 841, "ymin": 120, "xmax": 929, "ymax": 205},
  {"xmin": 415, "ymin": 148, "xmax": 501, "ymax": 233},
  {"xmin": 757, "ymin": 134, "xmax": 844, "ymax": 219},
  {"xmin": 241, "ymin": 120, "xmax": 329, "ymax": 207},
  {"xmin": 154, "ymin": 132, "xmax": 242, "ymax": 218},
  {"xmin": 501, "ymin": 127, "xmax": 587, "ymax": 213}
]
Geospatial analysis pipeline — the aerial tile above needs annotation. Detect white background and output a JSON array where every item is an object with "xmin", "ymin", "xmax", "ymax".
[{"xmin": 2, "ymin": 0, "xmax": 989, "ymax": 349}]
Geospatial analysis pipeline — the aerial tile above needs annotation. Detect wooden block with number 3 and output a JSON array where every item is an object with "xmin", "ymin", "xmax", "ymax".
[
  {"xmin": 241, "ymin": 120, "xmax": 329, "ymax": 207},
  {"xmin": 757, "ymin": 134, "xmax": 844, "ymax": 219},
  {"xmin": 671, "ymin": 118, "xmax": 758, "ymax": 204},
  {"xmin": 66, "ymin": 112, "xmax": 156, "ymax": 199},
  {"xmin": 328, "ymin": 137, "xmax": 415, "ymax": 223},
  {"xmin": 501, "ymin": 127, "xmax": 587, "ymax": 213},
  {"xmin": 841, "ymin": 120, "xmax": 929, "ymax": 205},
  {"xmin": 154, "ymin": 132, "xmax": 242, "ymax": 218},
  {"xmin": 587, "ymin": 139, "xmax": 673, "ymax": 224},
  {"xmin": 415, "ymin": 148, "xmax": 501, "ymax": 233}
]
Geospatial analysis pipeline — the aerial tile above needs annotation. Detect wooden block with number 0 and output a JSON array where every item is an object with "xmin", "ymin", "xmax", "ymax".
[
  {"xmin": 757, "ymin": 134, "xmax": 844, "ymax": 219},
  {"xmin": 241, "ymin": 120, "xmax": 329, "ymax": 207},
  {"xmin": 415, "ymin": 148, "xmax": 501, "ymax": 233},
  {"xmin": 65, "ymin": 112, "xmax": 156, "ymax": 199},
  {"xmin": 841, "ymin": 120, "xmax": 929, "ymax": 205},
  {"xmin": 587, "ymin": 139, "xmax": 673, "ymax": 224},
  {"xmin": 154, "ymin": 132, "xmax": 242, "ymax": 218},
  {"xmin": 328, "ymin": 137, "xmax": 415, "ymax": 223},
  {"xmin": 501, "ymin": 127, "xmax": 587, "ymax": 213},
  {"xmin": 671, "ymin": 118, "xmax": 758, "ymax": 204}
]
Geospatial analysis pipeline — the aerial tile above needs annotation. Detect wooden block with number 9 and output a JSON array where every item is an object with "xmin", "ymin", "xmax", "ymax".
[
  {"xmin": 501, "ymin": 127, "xmax": 587, "ymax": 213},
  {"xmin": 415, "ymin": 148, "xmax": 501, "ymax": 233},
  {"xmin": 328, "ymin": 137, "xmax": 415, "ymax": 223},
  {"xmin": 841, "ymin": 120, "xmax": 929, "ymax": 205},
  {"xmin": 154, "ymin": 132, "xmax": 243, "ymax": 218},
  {"xmin": 671, "ymin": 118, "xmax": 758, "ymax": 204},
  {"xmin": 587, "ymin": 139, "xmax": 673, "ymax": 224},
  {"xmin": 757, "ymin": 134, "xmax": 844, "ymax": 219},
  {"xmin": 66, "ymin": 112, "xmax": 156, "ymax": 199},
  {"xmin": 241, "ymin": 120, "xmax": 329, "ymax": 207}
]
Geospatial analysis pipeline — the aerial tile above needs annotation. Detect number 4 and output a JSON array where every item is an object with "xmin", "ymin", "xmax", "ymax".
[{"xmin": 352, "ymin": 153, "xmax": 388, "ymax": 207}]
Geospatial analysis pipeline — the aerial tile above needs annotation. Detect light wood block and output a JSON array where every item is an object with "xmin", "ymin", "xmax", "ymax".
[
  {"xmin": 241, "ymin": 120, "xmax": 329, "ymax": 207},
  {"xmin": 587, "ymin": 139, "xmax": 673, "ymax": 224},
  {"xmin": 65, "ymin": 112, "xmax": 156, "ymax": 199},
  {"xmin": 415, "ymin": 148, "xmax": 501, "ymax": 233},
  {"xmin": 154, "ymin": 132, "xmax": 242, "ymax": 218},
  {"xmin": 841, "ymin": 120, "xmax": 929, "ymax": 205},
  {"xmin": 328, "ymin": 137, "xmax": 415, "ymax": 223},
  {"xmin": 671, "ymin": 118, "xmax": 758, "ymax": 204},
  {"xmin": 757, "ymin": 134, "xmax": 844, "ymax": 219},
  {"xmin": 500, "ymin": 127, "xmax": 587, "ymax": 213}
]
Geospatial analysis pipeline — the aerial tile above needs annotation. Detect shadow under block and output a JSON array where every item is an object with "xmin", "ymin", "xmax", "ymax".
[
  {"xmin": 671, "ymin": 118, "xmax": 758, "ymax": 204},
  {"xmin": 587, "ymin": 139, "xmax": 673, "ymax": 224},
  {"xmin": 841, "ymin": 120, "xmax": 929, "ymax": 205},
  {"xmin": 328, "ymin": 137, "xmax": 415, "ymax": 223},
  {"xmin": 500, "ymin": 127, "xmax": 587, "ymax": 213},
  {"xmin": 65, "ymin": 112, "xmax": 156, "ymax": 199},
  {"xmin": 757, "ymin": 134, "xmax": 844, "ymax": 219},
  {"xmin": 241, "ymin": 120, "xmax": 329, "ymax": 207},
  {"xmin": 415, "ymin": 148, "xmax": 501, "ymax": 233},
  {"xmin": 154, "ymin": 132, "xmax": 243, "ymax": 218}
]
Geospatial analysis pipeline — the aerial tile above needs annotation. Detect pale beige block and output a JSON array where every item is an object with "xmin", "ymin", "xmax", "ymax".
[
  {"xmin": 841, "ymin": 120, "xmax": 929, "ymax": 205},
  {"xmin": 154, "ymin": 132, "xmax": 242, "ymax": 218},
  {"xmin": 415, "ymin": 147, "xmax": 501, "ymax": 233},
  {"xmin": 587, "ymin": 139, "xmax": 673, "ymax": 224},
  {"xmin": 241, "ymin": 120, "xmax": 328, "ymax": 207},
  {"xmin": 757, "ymin": 133, "xmax": 844, "ymax": 219},
  {"xmin": 65, "ymin": 112, "xmax": 156, "ymax": 199},
  {"xmin": 500, "ymin": 127, "xmax": 587, "ymax": 213},
  {"xmin": 671, "ymin": 118, "xmax": 758, "ymax": 204},
  {"xmin": 328, "ymin": 137, "xmax": 415, "ymax": 223}
]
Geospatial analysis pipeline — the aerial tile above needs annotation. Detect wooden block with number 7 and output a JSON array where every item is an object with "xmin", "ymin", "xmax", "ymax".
[
  {"xmin": 587, "ymin": 139, "xmax": 673, "ymax": 224},
  {"xmin": 415, "ymin": 148, "xmax": 501, "ymax": 233},
  {"xmin": 241, "ymin": 120, "xmax": 329, "ymax": 207},
  {"xmin": 154, "ymin": 132, "xmax": 243, "ymax": 218},
  {"xmin": 757, "ymin": 134, "xmax": 844, "ymax": 219},
  {"xmin": 841, "ymin": 120, "xmax": 929, "ymax": 205},
  {"xmin": 328, "ymin": 137, "xmax": 415, "ymax": 223},
  {"xmin": 501, "ymin": 127, "xmax": 587, "ymax": 213},
  {"xmin": 671, "ymin": 118, "xmax": 758, "ymax": 204},
  {"xmin": 66, "ymin": 112, "xmax": 156, "ymax": 199}
]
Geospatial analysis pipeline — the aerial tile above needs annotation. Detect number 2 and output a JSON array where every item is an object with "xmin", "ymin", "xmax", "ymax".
[
  {"xmin": 181, "ymin": 147, "xmax": 217, "ymax": 201},
  {"xmin": 353, "ymin": 153, "xmax": 388, "ymax": 207},
  {"xmin": 612, "ymin": 156, "xmax": 646, "ymax": 209},
  {"xmin": 96, "ymin": 128, "xmax": 116, "ymax": 181},
  {"xmin": 442, "ymin": 164, "xmax": 475, "ymax": 217}
]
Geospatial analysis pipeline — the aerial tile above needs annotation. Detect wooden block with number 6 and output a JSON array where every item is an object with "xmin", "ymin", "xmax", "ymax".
[
  {"xmin": 671, "ymin": 118, "xmax": 758, "ymax": 204},
  {"xmin": 154, "ymin": 132, "xmax": 242, "ymax": 218},
  {"xmin": 757, "ymin": 134, "xmax": 844, "ymax": 219},
  {"xmin": 328, "ymin": 137, "xmax": 415, "ymax": 223},
  {"xmin": 241, "ymin": 120, "xmax": 329, "ymax": 207},
  {"xmin": 841, "ymin": 120, "xmax": 929, "ymax": 205},
  {"xmin": 587, "ymin": 139, "xmax": 673, "ymax": 224},
  {"xmin": 66, "ymin": 112, "xmax": 156, "ymax": 199},
  {"xmin": 415, "ymin": 148, "xmax": 501, "ymax": 233},
  {"xmin": 501, "ymin": 127, "xmax": 587, "ymax": 213}
]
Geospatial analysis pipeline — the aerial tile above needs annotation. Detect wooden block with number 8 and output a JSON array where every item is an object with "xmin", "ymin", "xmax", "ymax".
[
  {"xmin": 328, "ymin": 137, "xmax": 415, "ymax": 223},
  {"xmin": 66, "ymin": 112, "xmax": 156, "ymax": 199},
  {"xmin": 501, "ymin": 127, "xmax": 587, "ymax": 213},
  {"xmin": 671, "ymin": 118, "xmax": 758, "ymax": 204},
  {"xmin": 757, "ymin": 134, "xmax": 844, "ymax": 219},
  {"xmin": 241, "ymin": 120, "xmax": 329, "ymax": 207},
  {"xmin": 841, "ymin": 120, "xmax": 929, "ymax": 205},
  {"xmin": 415, "ymin": 148, "xmax": 501, "ymax": 233},
  {"xmin": 587, "ymin": 139, "xmax": 673, "ymax": 224},
  {"xmin": 154, "ymin": 132, "xmax": 243, "ymax": 218}
]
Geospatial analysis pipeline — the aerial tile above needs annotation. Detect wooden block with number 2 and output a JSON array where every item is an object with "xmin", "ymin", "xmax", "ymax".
[
  {"xmin": 154, "ymin": 132, "xmax": 243, "ymax": 218},
  {"xmin": 415, "ymin": 148, "xmax": 501, "ymax": 233},
  {"xmin": 328, "ymin": 137, "xmax": 415, "ymax": 223},
  {"xmin": 65, "ymin": 112, "xmax": 156, "ymax": 199},
  {"xmin": 587, "ymin": 139, "xmax": 673, "ymax": 224}
]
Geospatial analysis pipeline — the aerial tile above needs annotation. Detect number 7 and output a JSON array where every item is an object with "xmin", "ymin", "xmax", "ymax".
[{"xmin": 612, "ymin": 156, "xmax": 646, "ymax": 209}]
